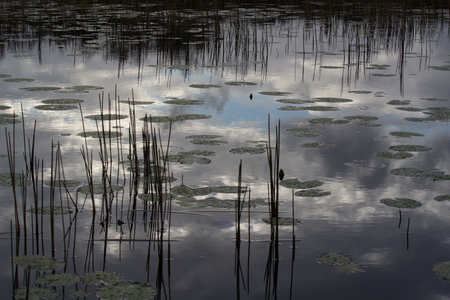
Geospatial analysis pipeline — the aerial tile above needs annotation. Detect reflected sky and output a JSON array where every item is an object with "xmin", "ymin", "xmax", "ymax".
[{"xmin": 1, "ymin": 2, "xmax": 450, "ymax": 299}]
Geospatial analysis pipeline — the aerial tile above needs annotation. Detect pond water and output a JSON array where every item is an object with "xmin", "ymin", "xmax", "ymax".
[{"xmin": 1, "ymin": 1, "xmax": 450, "ymax": 299}]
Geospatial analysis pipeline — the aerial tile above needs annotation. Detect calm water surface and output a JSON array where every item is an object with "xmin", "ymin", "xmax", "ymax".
[{"xmin": 0, "ymin": 1, "xmax": 450, "ymax": 299}]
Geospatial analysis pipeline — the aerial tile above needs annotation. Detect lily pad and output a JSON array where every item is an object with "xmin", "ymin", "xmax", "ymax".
[
  {"xmin": 367, "ymin": 64, "xmax": 390, "ymax": 70},
  {"xmin": 276, "ymin": 99, "xmax": 315, "ymax": 104},
  {"xmin": 141, "ymin": 114, "xmax": 212, "ymax": 123},
  {"xmin": 185, "ymin": 135, "xmax": 222, "ymax": 139},
  {"xmin": 43, "ymin": 180, "xmax": 82, "ymax": 187},
  {"xmin": 280, "ymin": 178, "xmax": 324, "ymax": 189},
  {"xmin": 119, "ymin": 100, "xmax": 154, "ymax": 105},
  {"xmin": 41, "ymin": 99, "xmax": 84, "ymax": 104},
  {"xmin": 28, "ymin": 206, "xmax": 73, "ymax": 215},
  {"xmin": 36, "ymin": 273, "xmax": 80, "ymax": 286},
  {"xmin": 229, "ymin": 147, "xmax": 265, "ymax": 155},
  {"xmin": 388, "ymin": 145, "xmax": 432, "ymax": 152},
  {"xmin": 261, "ymin": 217, "xmax": 301, "ymax": 226},
  {"xmin": 300, "ymin": 142, "xmax": 335, "ymax": 149},
  {"xmin": 163, "ymin": 99, "xmax": 205, "ymax": 105},
  {"xmin": 0, "ymin": 74, "xmax": 11, "ymax": 78},
  {"xmin": 433, "ymin": 261, "xmax": 450, "ymax": 281},
  {"xmin": 380, "ymin": 198, "xmax": 422, "ymax": 209},
  {"xmin": 19, "ymin": 87, "xmax": 62, "ymax": 92},
  {"xmin": 85, "ymin": 114, "xmax": 128, "ymax": 121},
  {"xmin": 0, "ymin": 114, "xmax": 22, "ymax": 124},
  {"xmin": 189, "ymin": 84, "xmax": 222, "ymax": 88},
  {"xmin": 317, "ymin": 253, "xmax": 354, "ymax": 265},
  {"xmin": 138, "ymin": 193, "xmax": 175, "ymax": 202},
  {"xmin": 13, "ymin": 255, "xmax": 64, "ymax": 271},
  {"xmin": 372, "ymin": 73, "xmax": 396, "ymax": 77},
  {"xmin": 348, "ymin": 90, "xmax": 372, "ymax": 94},
  {"xmin": 77, "ymin": 131, "xmax": 122, "ymax": 138},
  {"xmin": 286, "ymin": 126, "xmax": 322, "ymax": 137},
  {"xmin": 81, "ymin": 271, "xmax": 123, "ymax": 285},
  {"xmin": 35, "ymin": 104, "xmax": 78, "ymax": 111},
  {"xmin": 313, "ymin": 97, "xmax": 353, "ymax": 103},
  {"xmin": 387, "ymin": 100, "xmax": 411, "ymax": 105},
  {"xmin": 167, "ymin": 154, "xmax": 212, "ymax": 164},
  {"xmin": 308, "ymin": 118, "xmax": 350, "ymax": 125},
  {"xmin": 0, "ymin": 105, "xmax": 10, "ymax": 110},
  {"xmin": 77, "ymin": 184, "xmax": 123, "ymax": 194},
  {"xmin": 189, "ymin": 139, "xmax": 228, "ymax": 145},
  {"xmin": 176, "ymin": 197, "xmax": 268, "ymax": 209},
  {"xmin": 14, "ymin": 287, "xmax": 59, "ymax": 300},
  {"xmin": 355, "ymin": 122, "xmax": 382, "ymax": 127},
  {"xmin": 4, "ymin": 78, "xmax": 35, "ymax": 82},
  {"xmin": 278, "ymin": 105, "xmax": 339, "ymax": 111},
  {"xmin": 224, "ymin": 81, "xmax": 258, "ymax": 86},
  {"xmin": 294, "ymin": 189, "xmax": 331, "ymax": 197},
  {"xmin": 434, "ymin": 195, "xmax": 450, "ymax": 202},
  {"xmin": 171, "ymin": 185, "xmax": 243, "ymax": 197},
  {"xmin": 259, "ymin": 91, "xmax": 292, "ymax": 96},
  {"xmin": 96, "ymin": 281, "xmax": 156, "ymax": 300},
  {"xmin": 389, "ymin": 167, "xmax": 450, "ymax": 180},
  {"xmin": 344, "ymin": 115, "xmax": 378, "ymax": 122},
  {"xmin": 396, "ymin": 107, "xmax": 425, "ymax": 112},
  {"xmin": 69, "ymin": 290, "xmax": 90, "ymax": 298},
  {"xmin": 421, "ymin": 97, "xmax": 447, "ymax": 102},
  {"xmin": 374, "ymin": 151, "xmax": 413, "ymax": 159},
  {"xmin": 389, "ymin": 131, "xmax": 424, "ymax": 138}
]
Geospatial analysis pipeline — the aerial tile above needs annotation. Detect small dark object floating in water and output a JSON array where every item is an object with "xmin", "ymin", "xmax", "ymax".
[{"xmin": 249, "ymin": 93, "xmax": 253, "ymax": 100}]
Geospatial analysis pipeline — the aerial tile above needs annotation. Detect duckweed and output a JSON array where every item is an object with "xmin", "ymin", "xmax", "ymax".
[{"xmin": 380, "ymin": 198, "xmax": 422, "ymax": 209}]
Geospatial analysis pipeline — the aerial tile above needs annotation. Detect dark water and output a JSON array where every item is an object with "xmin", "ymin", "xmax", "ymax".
[{"xmin": 0, "ymin": 1, "xmax": 450, "ymax": 299}]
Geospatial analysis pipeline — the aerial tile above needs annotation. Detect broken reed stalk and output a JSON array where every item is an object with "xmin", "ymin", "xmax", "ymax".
[
  {"xmin": 79, "ymin": 104, "xmax": 96, "ymax": 213},
  {"xmin": 5, "ymin": 116, "xmax": 20, "ymax": 236}
]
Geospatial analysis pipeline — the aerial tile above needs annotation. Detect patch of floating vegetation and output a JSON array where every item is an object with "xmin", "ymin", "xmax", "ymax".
[
  {"xmin": 295, "ymin": 189, "xmax": 331, "ymax": 197},
  {"xmin": 276, "ymin": 99, "xmax": 315, "ymax": 104},
  {"xmin": 389, "ymin": 167, "xmax": 450, "ymax": 180},
  {"xmin": 81, "ymin": 271, "xmax": 123, "ymax": 285},
  {"xmin": 163, "ymin": 99, "xmax": 205, "ymax": 105},
  {"xmin": 355, "ymin": 122, "xmax": 382, "ymax": 127},
  {"xmin": 300, "ymin": 142, "xmax": 334, "ymax": 149},
  {"xmin": 0, "ymin": 114, "xmax": 20, "ymax": 125},
  {"xmin": 285, "ymin": 126, "xmax": 322, "ymax": 137},
  {"xmin": 308, "ymin": 118, "xmax": 351, "ymax": 125},
  {"xmin": 185, "ymin": 134, "xmax": 222, "ymax": 139},
  {"xmin": 189, "ymin": 84, "xmax": 222, "ymax": 88},
  {"xmin": 167, "ymin": 154, "xmax": 212, "ymax": 164},
  {"xmin": 261, "ymin": 217, "xmax": 301, "ymax": 225},
  {"xmin": 139, "ymin": 175, "xmax": 177, "ymax": 184},
  {"xmin": 0, "ymin": 105, "xmax": 10, "ymax": 110},
  {"xmin": 19, "ymin": 86, "xmax": 62, "ymax": 92},
  {"xmin": 421, "ymin": 97, "xmax": 448, "ymax": 102},
  {"xmin": 28, "ymin": 206, "xmax": 73, "ymax": 215},
  {"xmin": 403, "ymin": 117, "xmax": 432, "ymax": 122},
  {"xmin": 42, "ymin": 98, "xmax": 84, "ymax": 104},
  {"xmin": 317, "ymin": 253, "xmax": 354, "ymax": 265},
  {"xmin": 57, "ymin": 85, "xmax": 105, "ymax": 94},
  {"xmin": 187, "ymin": 134, "xmax": 228, "ymax": 145},
  {"xmin": 167, "ymin": 64, "xmax": 191, "ymax": 70},
  {"xmin": 313, "ymin": 97, "xmax": 353, "ymax": 103},
  {"xmin": 389, "ymin": 131, "xmax": 424, "ymax": 138},
  {"xmin": 374, "ymin": 151, "xmax": 413, "ymax": 159},
  {"xmin": 141, "ymin": 114, "xmax": 212, "ymax": 123},
  {"xmin": 0, "ymin": 74, "xmax": 11, "ymax": 78},
  {"xmin": 4, "ymin": 78, "xmax": 35, "ymax": 82},
  {"xmin": 280, "ymin": 178, "xmax": 324, "ymax": 189},
  {"xmin": 229, "ymin": 147, "xmax": 266, "ymax": 155},
  {"xmin": 344, "ymin": 115, "xmax": 378, "ymax": 122},
  {"xmin": 396, "ymin": 107, "xmax": 425, "ymax": 112},
  {"xmin": 434, "ymin": 195, "xmax": 450, "ymax": 202},
  {"xmin": 138, "ymin": 193, "xmax": 175, "ymax": 202},
  {"xmin": 119, "ymin": 100, "xmax": 154, "ymax": 105},
  {"xmin": 77, "ymin": 131, "xmax": 122, "ymax": 138},
  {"xmin": 69, "ymin": 290, "xmax": 89, "ymax": 298},
  {"xmin": 372, "ymin": 73, "xmax": 396, "ymax": 77},
  {"xmin": 35, "ymin": 104, "xmax": 78, "ymax": 111},
  {"xmin": 172, "ymin": 185, "xmax": 243, "ymax": 197},
  {"xmin": 429, "ymin": 65, "xmax": 450, "ymax": 71},
  {"xmin": 13, "ymin": 255, "xmax": 64, "ymax": 271},
  {"xmin": 36, "ymin": 273, "xmax": 80, "ymax": 286},
  {"xmin": 85, "ymin": 114, "xmax": 128, "ymax": 121},
  {"xmin": 14, "ymin": 287, "xmax": 59, "ymax": 300},
  {"xmin": 380, "ymin": 198, "xmax": 422, "ymax": 209},
  {"xmin": 374, "ymin": 91, "xmax": 387, "ymax": 97},
  {"xmin": 387, "ymin": 99, "xmax": 411, "ymax": 105},
  {"xmin": 96, "ymin": 281, "xmax": 156, "ymax": 300},
  {"xmin": 278, "ymin": 105, "xmax": 339, "ymax": 111},
  {"xmin": 320, "ymin": 66, "xmax": 343, "ymax": 69},
  {"xmin": 224, "ymin": 81, "xmax": 258, "ymax": 86},
  {"xmin": 388, "ymin": 145, "xmax": 432, "ymax": 152},
  {"xmin": 259, "ymin": 91, "xmax": 292, "ymax": 96},
  {"xmin": 43, "ymin": 180, "xmax": 82, "ymax": 187},
  {"xmin": 176, "ymin": 197, "xmax": 268, "ymax": 209},
  {"xmin": 77, "ymin": 183, "xmax": 123, "ymax": 194},
  {"xmin": 348, "ymin": 90, "xmax": 372, "ymax": 94},
  {"xmin": 433, "ymin": 261, "xmax": 450, "ymax": 281}
]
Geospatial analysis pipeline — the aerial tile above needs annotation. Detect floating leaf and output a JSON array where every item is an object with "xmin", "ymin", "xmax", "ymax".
[
  {"xmin": 372, "ymin": 73, "xmax": 396, "ymax": 77},
  {"xmin": 77, "ymin": 131, "xmax": 122, "ymax": 138},
  {"xmin": 433, "ymin": 261, "xmax": 450, "ymax": 281},
  {"xmin": 313, "ymin": 97, "xmax": 353, "ymax": 103},
  {"xmin": 189, "ymin": 139, "xmax": 228, "ymax": 145},
  {"xmin": 13, "ymin": 255, "xmax": 64, "ymax": 271},
  {"xmin": 276, "ymin": 99, "xmax": 315, "ymax": 104},
  {"xmin": 0, "ymin": 105, "xmax": 10, "ymax": 110},
  {"xmin": 28, "ymin": 206, "xmax": 73, "ymax": 215},
  {"xmin": 317, "ymin": 253, "xmax": 354, "ymax": 265},
  {"xmin": 35, "ymin": 104, "xmax": 78, "ymax": 111},
  {"xmin": 389, "ymin": 167, "xmax": 450, "ymax": 180},
  {"xmin": 163, "ymin": 99, "xmax": 205, "ymax": 105},
  {"xmin": 396, "ymin": 107, "xmax": 425, "ymax": 112},
  {"xmin": 280, "ymin": 178, "xmax": 324, "ymax": 189},
  {"xmin": 336, "ymin": 263, "xmax": 365, "ymax": 274},
  {"xmin": 138, "ymin": 193, "xmax": 175, "ymax": 202},
  {"xmin": 96, "ymin": 281, "xmax": 156, "ymax": 300},
  {"xmin": 278, "ymin": 105, "xmax": 339, "ymax": 111},
  {"xmin": 0, "ymin": 114, "xmax": 21, "ymax": 124},
  {"xmin": 344, "ymin": 115, "xmax": 378, "ymax": 122},
  {"xmin": 185, "ymin": 135, "xmax": 222, "ymax": 139},
  {"xmin": 176, "ymin": 197, "xmax": 267, "ymax": 209},
  {"xmin": 300, "ymin": 142, "xmax": 335, "ymax": 149},
  {"xmin": 14, "ymin": 287, "xmax": 59, "ymax": 300},
  {"xmin": 387, "ymin": 100, "xmax": 411, "ymax": 105},
  {"xmin": 308, "ymin": 118, "xmax": 350, "ymax": 125},
  {"xmin": 85, "ymin": 114, "xmax": 128, "ymax": 121},
  {"xmin": 295, "ymin": 189, "xmax": 331, "ymax": 197},
  {"xmin": 224, "ymin": 81, "xmax": 257, "ymax": 86},
  {"xmin": 69, "ymin": 290, "xmax": 90, "ymax": 298},
  {"xmin": 259, "ymin": 91, "xmax": 292, "ymax": 96},
  {"xmin": 388, "ymin": 145, "xmax": 432, "ymax": 152},
  {"xmin": 119, "ymin": 100, "xmax": 154, "ymax": 105},
  {"xmin": 36, "ymin": 273, "xmax": 80, "ymax": 286},
  {"xmin": 348, "ymin": 90, "xmax": 372, "ymax": 94},
  {"xmin": 389, "ymin": 131, "xmax": 424, "ymax": 138},
  {"xmin": 41, "ymin": 99, "xmax": 84, "ymax": 104},
  {"xmin": 189, "ymin": 84, "xmax": 222, "ymax": 88},
  {"xmin": 172, "ymin": 185, "xmax": 243, "ymax": 197},
  {"xmin": 355, "ymin": 122, "xmax": 381, "ymax": 127},
  {"xmin": 141, "ymin": 114, "xmax": 212, "ymax": 123},
  {"xmin": 380, "ymin": 198, "xmax": 422, "ymax": 209},
  {"xmin": 4, "ymin": 78, "xmax": 35, "ymax": 82},
  {"xmin": 19, "ymin": 87, "xmax": 62, "ymax": 92},
  {"xmin": 261, "ymin": 217, "xmax": 301, "ymax": 226},
  {"xmin": 43, "ymin": 180, "xmax": 82, "ymax": 187},
  {"xmin": 77, "ymin": 184, "xmax": 123, "ymax": 194},
  {"xmin": 374, "ymin": 151, "xmax": 413, "ymax": 159},
  {"xmin": 229, "ymin": 147, "xmax": 265, "ymax": 155},
  {"xmin": 434, "ymin": 195, "xmax": 450, "ymax": 202},
  {"xmin": 81, "ymin": 271, "xmax": 123, "ymax": 285}
]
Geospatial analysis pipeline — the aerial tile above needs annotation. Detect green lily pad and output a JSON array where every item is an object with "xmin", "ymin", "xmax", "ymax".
[
  {"xmin": 389, "ymin": 167, "xmax": 450, "ymax": 180},
  {"xmin": 374, "ymin": 151, "xmax": 413, "ymax": 159},
  {"xmin": 259, "ymin": 91, "xmax": 292, "ymax": 96},
  {"xmin": 434, "ymin": 195, "xmax": 450, "ymax": 202},
  {"xmin": 317, "ymin": 253, "xmax": 354, "ymax": 265},
  {"xmin": 85, "ymin": 114, "xmax": 128, "ymax": 121},
  {"xmin": 77, "ymin": 131, "xmax": 122, "ymax": 138},
  {"xmin": 43, "ymin": 180, "xmax": 82, "ymax": 187},
  {"xmin": 119, "ymin": 100, "xmax": 154, "ymax": 105},
  {"xmin": 176, "ymin": 197, "xmax": 267, "ymax": 209},
  {"xmin": 35, "ymin": 104, "xmax": 78, "ymax": 111},
  {"xmin": 14, "ymin": 287, "xmax": 59, "ymax": 300},
  {"xmin": 300, "ymin": 142, "xmax": 335, "ymax": 149},
  {"xmin": 278, "ymin": 105, "xmax": 339, "ymax": 111},
  {"xmin": 280, "ymin": 178, "xmax": 324, "ymax": 189},
  {"xmin": 229, "ymin": 147, "xmax": 265, "ymax": 155},
  {"xmin": 0, "ymin": 105, "xmax": 10, "ymax": 110},
  {"xmin": 0, "ymin": 172, "xmax": 26, "ymax": 182},
  {"xmin": 13, "ymin": 255, "xmax": 64, "ymax": 271},
  {"xmin": 189, "ymin": 84, "xmax": 222, "ymax": 88},
  {"xmin": 63, "ymin": 85, "xmax": 104, "ymax": 92},
  {"xmin": 41, "ymin": 99, "xmax": 84, "ymax": 104},
  {"xmin": 0, "ymin": 114, "xmax": 21, "ymax": 124},
  {"xmin": 367, "ymin": 64, "xmax": 390, "ymax": 70},
  {"xmin": 36, "ymin": 273, "xmax": 80, "ymax": 286},
  {"xmin": 429, "ymin": 65, "xmax": 450, "ymax": 71},
  {"xmin": 4, "ymin": 78, "xmax": 35, "ymax": 82},
  {"xmin": 138, "ymin": 193, "xmax": 175, "ymax": 202},
  {"xmin": 344, "ymin": 115, "xmax": 378, "ymax": 122},
  {"xmin": 172, "ymin": 185, "xmax": 243, "ymax": 197},
  {"xmin": 81, "ymin": 271, "xmax": 123, "ymax": 285},
  {"xmin": 380, "ymin": 198, "xmax": 422, "ymax": 209},
  {"xmin": 163, "ymin": 99, "xmax": 205, "ymax": 105},
  {"xmin": 307, "ymin": 118, "xmax": 350, "ymax": 125},
  {"xmin": 388, "ymin": 145, "xmax": 432, "ymax": 152},
  {"xmin": 285, "ymin": 126, "xmax": 322, "ymax": 137},
  {"xmin": 167, "ymin": 154, "xmax": 212, "ymax": 164},
  {"xmin": 389, "ymin": 131, "xmax": 424, "ymax": 138},
  {"xmin": 420, "ymin": 97, "xmax": 447, "ymax": 102},
  {"xmin": 19, "ymin": 87, "xmax": 62, "ymax": 92},
  {"xmin": 28, "ymin": 206, "xmax": 73, "ymax": 215},
  {"xmin": 433, "ymin": 261, "xmax": 450, "ymax": 281},
  {"xmin": 321, "ymin": 66, "xmax": 343, "ymax": 69},
  {"xmin": 294, "ymin": 189, "xmax": 331, "ymax": 197},
  {"xmin": 0, "ymin": 74, "xmax": 11, "ymax": 78},
  {"xmin": 96, "ymin": 281, "xmax": 156, "ymax": 300},
  {"xmin": 372, "ymin": 73, "xmax": 396, "ymax": 77},
  {"xmin": 313, "ymin": 97, "xmax": 353, "ymax": 103},
  {"xmin": 141, "ymin": 114, "xmax": 212, "ymax": 123},
  {"xmin": 77, "ymin": 184, "xmax": 123, "ymax": 194},
  {"xmin": 396, "ymin": 107, "xmax": 425, "ymax": 112},
  {"xmin": 0, "ymin": 179, "xmax": 32, "ymax": 187},
  {"xmin": 387, "ymin": 100, "xmax": 411, "ymax": 105},
  {"xmin": 69, "ymin": 290, "xmax": 90, "ymax": 298},
  {"xmin": 185, "ymin": 135, "xmax": 222, "ymax": 139},
  {"xmin": 355, "ymin": 122, "xmax": 382, "ymax": 127},
  {"xmin": 276, "ymin": 99, "xmax": 315, "ymax": 104},
  {"xmin": 224, "ymin": 81, "xmax": 258, "ymax": 86},
  {"xmin": 348, "ymin": 90, "xmax": 372, "ymax": 94},
  {"xmin": 189, "ymin": 139, "xmax": 228, "ymax": 145},
  {"xmin": 261, "ymin": 217, "xmax": 301, "ymax": 226}
]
